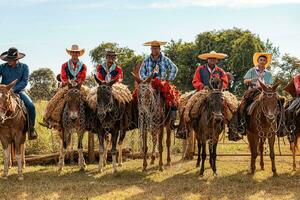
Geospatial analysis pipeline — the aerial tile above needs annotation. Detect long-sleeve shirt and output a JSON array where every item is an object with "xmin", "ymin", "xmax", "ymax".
[
  {"xmin": 0, "ymin": 62, "xmax": 29, "ymax": 93},
  {"xmin": 139, "ymin": 53, "xmax": 178, "ymax": 81},
  {"xmin": 293, "ymin": 74, "xmax": 300, "ymax": 95},
  {"xmin": 192, "ymin": 64, "xmax": 228, "ymax": 90},
  {"xmin": 243, "ymin": 67, "xmax": 273, "ymax": 88},
  {"xmin": 95, "ymin": 63, "xmax": 123, "ymax": 83},
  {"xmin": 61, "ymin": 61, "xmax": 87, "ymax": 84}
]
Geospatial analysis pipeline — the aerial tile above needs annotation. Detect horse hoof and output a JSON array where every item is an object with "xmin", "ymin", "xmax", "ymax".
[
  {"xmin": 113, "ymin": 169, "xmax": 118, "ymax": 174},
  {"xmin": 196, "ymin": 164, "xmax": 200, "ymax": 168},
  {"xmin": 2, "ymin": 174, "xmax": 8, "ymax": 180},
  {"xmin": 118, "ymin": 163, "xmax": 123, "ymax": 167},
  {"xmin": 159, "ymin": 166, "xmax": 164, "ymax": 171},
  {"xmin": 18, "ymin": 176, "xmax": 24, "ymax": 181},
  {"xmin": 142, "ymin": 168, "xmax": 147, "ymax": 173},
  {"xmin": 213, "ymin": 172, "xmax": 218, "ymax": 176},
  {"xmin": 58, "ymin": 167, "xmax": 63, "ymax": 172},
  {"xmin": 79, "ymin": 167, "xmax": 86, "ymax": 172},
  {"xmin": 150, "ymin": 160, "xmax": 155, "ymax": 165},
  {"xmin": 273, "ymin": 172, "xmax": 278, "ymax": 177},
  {"xmin": 166, "ymin": 162, "xmax": 171, "ymax": 167}
]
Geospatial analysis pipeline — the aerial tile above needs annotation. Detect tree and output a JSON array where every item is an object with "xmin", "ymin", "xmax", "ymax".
[{"xmin": 28, "ymin": 68, "xmax": 57, "ymax": 101}]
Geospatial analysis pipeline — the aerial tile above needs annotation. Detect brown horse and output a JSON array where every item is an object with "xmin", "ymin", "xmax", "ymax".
[
  {"xmin": 58, "ymin": 82, "xmax": 87, "ymax": 171},
  {"xmin": 0, "ymin": 80, "xmax": 27, "ymax": 180},
  {"xmin": 247, "ymin": 80, "xmax": 281, "ymax": 176},
  {"xmin": 189, "ymin": 78, "xmax": 225, "ymax": 176},
  {"xmin": 132, "ymin": 73, "xmax": 172, "ymax": 172}
]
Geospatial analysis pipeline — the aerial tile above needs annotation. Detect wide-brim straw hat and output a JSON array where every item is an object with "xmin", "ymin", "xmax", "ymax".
[
  {"xmin": 66, "ymin": 44, "xmax": 85, "ymax": 57},
  {"xmin": 198, "ymin": 51, "xmax": 227, "ymax": 60},
  {"xmin": 0, "ymin": 47, "xmax": 25, "ymax": 61},
  {"xmin": 253, "ymin": 52, "xmax": 272, "ymax": 68},
  {"xmin": 143, "ymin": 40, "xmax": 167, "ymax": 47}
]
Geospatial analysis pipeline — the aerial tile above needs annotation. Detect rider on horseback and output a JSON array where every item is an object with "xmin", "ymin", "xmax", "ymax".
[
  {"xmin": 228, "ymin": 52, "xmax": 274, "ymax": 139},
  {"xmin": 139, "ymin": 40, "xmax": 179, "ymax": 130},
  {"xmin": 0, "ymin": 47, "xmax": 37, "ymax": 140},
  {"xmin": 42, "ymin": 44, "xmax": 87, "ymax": 129}
]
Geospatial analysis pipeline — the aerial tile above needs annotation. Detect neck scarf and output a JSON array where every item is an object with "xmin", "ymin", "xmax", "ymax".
[{"xmin": 68, "ymin": 59, "xmax": 83, "ymax": 80}]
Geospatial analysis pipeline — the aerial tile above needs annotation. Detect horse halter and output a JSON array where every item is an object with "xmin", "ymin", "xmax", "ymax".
[
  {"xmin": 259, "ymin": 90, "xmax": 279, "ymax": 120},
  {"xmin": 96, "ymin": 85, "xmax": 114, "ymax": 120},
  {"xmin": 0, "ymin": 93, "xmax": 20, "ymax": 124}
]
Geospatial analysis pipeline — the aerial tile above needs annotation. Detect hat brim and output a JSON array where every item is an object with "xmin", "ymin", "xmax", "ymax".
[
  {"xmin": 66, "ymin": 48, "xmax": 85, "ymax": 57},
  {"xmin": 0, "ymin": 52, "xmax": 25, "ymax": 61},
  {"xmin": 198, "ymin": 53, "xmax": 227, "ymax": 60},
  {"xmin": 143, "ymin": 41, "xmax": 167, "ymax": 46},
  {"xmin": 253, "ymin": 53, "xmax": 272, "ymax": 68}
]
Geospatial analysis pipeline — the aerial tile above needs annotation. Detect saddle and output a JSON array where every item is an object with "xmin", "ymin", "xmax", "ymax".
[{"xmin": 11, "ymin": 93, "xmax": 29, "ymax": 132}]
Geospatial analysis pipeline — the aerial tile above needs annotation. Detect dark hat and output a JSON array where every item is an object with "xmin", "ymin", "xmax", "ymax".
[{"xmin": 0, "ymin": 47, "xmax": 25, "ymax": 61}]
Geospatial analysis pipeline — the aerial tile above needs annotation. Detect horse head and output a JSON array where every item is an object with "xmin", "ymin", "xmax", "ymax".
[
  {"xmin": 258, "ymin": 80, "xmax": 280, "ymax": 120},
  {"xmin": 209, "ymin": 77, "xmax": 223, "ymax": 91},
  {"xmin": 0, "ymin": 80, "xmax": 17, "ymax": 123},
  {"xmin": 65, "ymin": 80, "xmax": 83, "ymax": 121}
]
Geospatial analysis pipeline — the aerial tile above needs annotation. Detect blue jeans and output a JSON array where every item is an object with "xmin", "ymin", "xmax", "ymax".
[{"xmin": 18, "ymin": 91, "xmax": 36, "ymax": 126}]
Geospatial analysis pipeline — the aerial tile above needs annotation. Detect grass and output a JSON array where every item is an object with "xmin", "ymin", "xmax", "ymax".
[{"xmin": 1, "ymin": 154, "xmax": 300, "ymax": 200}]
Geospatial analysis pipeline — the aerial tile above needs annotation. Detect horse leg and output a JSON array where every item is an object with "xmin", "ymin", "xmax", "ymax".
[
  {"xmin": 103, "ymin": 134, "xmax": 110, "ymax": 167},
  {"xmin": 199, "ymin": 142, "xmax": 207, "ymax": 176},
  {"xmin": 2, "ymin": 145, "xmax": 10, "ymax": 179},
  {"xmin": 8, "ymin": 142, "xmax": 13, "ymax": 169},
  {"xmin": 98, "ymin": 134, "xmax": 105, "ymax": 173},
  {"xmin": 77, "ymin": 132, "xmax": 86, "ymax": 171},
  {"xmin": 269, "ymin": 136, "xmax": 277, "ymax": 176},
  {"xmin": 142, "ymin": 130, "xmax": 148, "ymax": 172},
  {"xmin": 58, "ymin": 131, "xmax": 69, "ymax": 171},
  {"xmin": 21, "ymin": 143, "xmax": 26, "ymax": 169},
  {"xmin": 259, "ymin": 139, "xmax": 265, "ymax": 170},
  {"xmin": 166, "ymin": 125, "xmax": 171, "ymax": 166},
  {"xmin": 14, "ymin": 139, "xmax": 24, "ymax": 181},
  {"xmin": 150, "ymin": 131, "xmax": 157, "ymax": 165},
  {"xmin": 158, "ymin": 126, "xmax": 164, "ymax": 171},
  {"xmin": 212, "ymin": 143, "xmax": 218, "ymax": 176},
  {"xmin": 248, "ymin": 134, "xmax": 258, "ymax": 175},
  {"xmin": 196, "ymin": 140, "xmax": 201, "ymax": 168},
  {"xmin": 291, "ymin": 141, "xmax": 296, "ymax": 171},
  {"xmin": 111, "ymin": 130, "xmax": 119, "ymax": 173},
  {"xmin": 118, "ymin": 130, "xmax": 126, "ymax": 167}
]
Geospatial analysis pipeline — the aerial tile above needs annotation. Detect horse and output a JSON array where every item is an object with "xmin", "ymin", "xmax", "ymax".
[
  {"xmin": 285, "ymin": 97, "xmax": 300, "ymax": 171},
  {"xmin": 246, "ymin": 80, "xmax": 281, "ymax": 176},
  {"xmin": 132, "ymin": 72, "xmax": 172, "ymax": 172},
  {"xmin": 94, "ymin": 77, "xmax": 130, "ymax": 173},
  {"xmin": 57, "ymin": 82, "xmax": 87, "ymax": 171},
  {"xmin": 188, "ymin": 77, "xmax": 225, "ymax": 176},
  {"xmin": 0, "ymin": 80, "xmax": 27, "ymax": 180}
]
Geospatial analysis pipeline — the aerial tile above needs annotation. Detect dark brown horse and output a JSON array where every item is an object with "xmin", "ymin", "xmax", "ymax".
[
  {"xmin": 94, "ymin": 77, "xmax": 130, "ymax": 173},
  {"xmin": 58, "ymin": 82, "xmax": 87, "ymax": 171},
  {"xmin": 0, "ymin": 80, "xmax": 27, "ymax": 180},
  {"xmin": 132, "ymin": 73, "xmax": 172, "ymax": 172},
  {"xmin": 247, "ymin": 80, "xmax": 281, "ymax": 176},
  {"xmin": 189, "ymin": 78, "xmax": 225, "ymax": 176}
]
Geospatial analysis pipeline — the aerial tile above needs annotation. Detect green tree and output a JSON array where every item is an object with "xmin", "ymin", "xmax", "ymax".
[{"xmin": 28, "ymin": 68, "xmax": 56, "ymax": 101}]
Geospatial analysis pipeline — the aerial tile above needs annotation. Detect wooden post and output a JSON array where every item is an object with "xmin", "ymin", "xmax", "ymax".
[
  {"xmin": 182, "ymin": 131, "xmax": 195, "ymax": 160},
  {"xmin": 88, "ymin": 132, "xmax": 95, "ymax": 163}
]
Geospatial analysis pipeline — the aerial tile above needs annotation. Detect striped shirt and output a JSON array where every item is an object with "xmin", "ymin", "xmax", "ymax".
[{"xmin": 139, "ymin": 53, "xmax": 178, "ymax": 81}]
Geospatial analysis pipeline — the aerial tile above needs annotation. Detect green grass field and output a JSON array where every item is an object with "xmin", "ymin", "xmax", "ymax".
[{"xmin": 1, "ymin": 102, "xmax": 300, "ymax": 200}]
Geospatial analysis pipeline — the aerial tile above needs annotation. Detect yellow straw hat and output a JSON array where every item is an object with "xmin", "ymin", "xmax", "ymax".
[
  {"xmin": 253, "ymin": 52, "xmax": 272, "ymax": 68},
  {"xmin": 66, "ymin": 44, "xmax": 85, "ymax": 57},
  {"xmin": 198, "ymin": 51, "xmax": 227, "ymax": 60},
  {"xmin": 143, "ymin": 40, "xmax": 167, "ymax": 47}
]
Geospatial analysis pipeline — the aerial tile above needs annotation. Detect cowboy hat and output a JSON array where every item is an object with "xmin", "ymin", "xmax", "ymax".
[
  {"xmin": 253, "ymin": 52, "xmax": 272, "ymax": 68},
  {"xmin": 143, "ymin": 40, "xmax": 167, "ymax": 47},
  {"xmin": 0, "ymin": 47, "xmax": 25, "ymax": 61},
  {"xmin": 66, "ymin": 44, "xmax": 85, "ymax": 56},
  {"xmin": 105, "ymin": 48, "xmax": 119, "ymax": 57},
  {"xmin": 198, "ymin": 51, "xmax": 227, "ymax": 60}
]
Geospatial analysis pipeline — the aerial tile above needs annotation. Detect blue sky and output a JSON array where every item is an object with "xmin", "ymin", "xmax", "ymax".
[{"xmin": 0, "ymin": 0, "xmax": 300, "ymax": 75}]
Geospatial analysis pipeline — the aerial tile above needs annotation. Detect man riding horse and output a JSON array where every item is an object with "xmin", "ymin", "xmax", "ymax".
[
  {"xmin": 94, "ymin": 49, "xmax": 123, "ymax": 83},
  {"xmin": 42, "ymin": 44, "xmax": 87, "ymax": 129},
  {"xmin": 139, "ymin": 40, "xmax": 179, "ymax": 129},
  {"xmin": 228, "ymin": 52, "xmax": 276, "ymax": 138},
  {"xmin": 0, "ymin": 47, "xmax": 37, "ymax": 140}
]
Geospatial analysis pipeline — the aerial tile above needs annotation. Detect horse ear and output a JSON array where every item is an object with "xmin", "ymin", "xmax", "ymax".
[
  {"xmin": 108, "ymin": 79, "xmax": 117, "ymax": 87},
  {"xmin": 219, "ymin": 79, "xmax": 223, "ymax": 91},
  {"xmin": 94, "ymin": 74, "xmax": 103, "ymax": 85},
  {"xmin": 258, "ymin": 79, "xmax": 267, "ymax": 91},
  {"xmin": 272, "ymin": 82, "xmax": 280, "ymax": 91},
  {"xmin": 6, "ymin": 80, "xmax": 17, "ymax": 91},
  {"xmin": 131, "ymin": 72, "xmax": 142, "ymax": 84}
]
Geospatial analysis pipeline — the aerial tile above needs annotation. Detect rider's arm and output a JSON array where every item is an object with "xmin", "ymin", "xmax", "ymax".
[
  {"xmin": 139, "ymin": 60, "xmax": 148, "ymax": 81},
  {"xmin": 166, "ymin": 58, "xmax": 178, "ymax": 81},
  {"xmin": 294, "ymin": 75, "xmax": 300, "ymax": 95},
  {"xmin": 60, "ymin": 63, "xmax": 68, "ymax": 84},
  {"xmin": 220, "ymin": 69, "xmax": 229, "ymax": 90},
  {"xmin": 192, "ymin": 66, "xmax": 204, "ymax": 91},
  {"xmin": 243, "ymin": 68, "xmax": 254, "ymax": 86},
  {"xmin": 13, "ymin": 63, "xmax": 29, "ymax": 93}
]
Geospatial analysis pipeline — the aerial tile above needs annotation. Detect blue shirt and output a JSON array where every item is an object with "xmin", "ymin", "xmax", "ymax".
[
  {"xmin": 139, "ymin": 53, "xmax": 178, "ymax": 81},
  {"xmin": 0, "ymin": 62, "xmax": 29, "ymax": 93},
  {"xmin": 244, "ymin": 67, "xmax": 273, "ymax": 88}
]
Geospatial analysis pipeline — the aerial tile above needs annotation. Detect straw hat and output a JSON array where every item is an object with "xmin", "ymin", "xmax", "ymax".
[
  {"xmin": 198, "ymin": 51, "xmax": 227, "ymax": 60},
  {"xmin": 0, "ymin": 47, "xmax": 25, "ymax": 61},
  {"xmin": 143, "ymin": 40, "xmax": 167, "ymax": 47},
  {"xmin": 253, "ymin": 52, "xmax": 272, "ymax": 68},
  {"xmin": 66, "ymin": 44, "xmax": 85, "ymax": 56}
]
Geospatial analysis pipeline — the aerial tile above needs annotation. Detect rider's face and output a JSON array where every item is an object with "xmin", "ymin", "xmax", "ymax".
[
  {"xmin": 151, "ymin": 46, "xmax": 160, "ymax": 57},
  {"xmin": 70, "ymin": 51, "xmax": 80, "ymax": 60},
  {"xmin": 207, "ymin": 58, "xmax": 218, "ymax": 66},
  {"xmin": 258, "ymin": 56, "xmax": 267, "ymax": 67}
]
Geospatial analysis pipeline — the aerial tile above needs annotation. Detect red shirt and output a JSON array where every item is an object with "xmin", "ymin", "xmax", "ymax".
[
  {"xmin": 192, "ymin": 64, "xmax": 228, "ymax": 90},
  {"xmin": 95, "ymin": 64, "xmax": 123, "ymax": 82},
  {"xmin": 294, "ymin": 74, "xmax": 300, "ymax": 95},
  {"xmin": 61, "ymin": 61, "xmax": 87, "ymax": 84}
]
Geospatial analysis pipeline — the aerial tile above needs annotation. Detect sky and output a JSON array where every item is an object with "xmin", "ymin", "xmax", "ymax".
[{"xmin": 0, "ymin": 0, "xmax": 300, "ymax": 75}]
